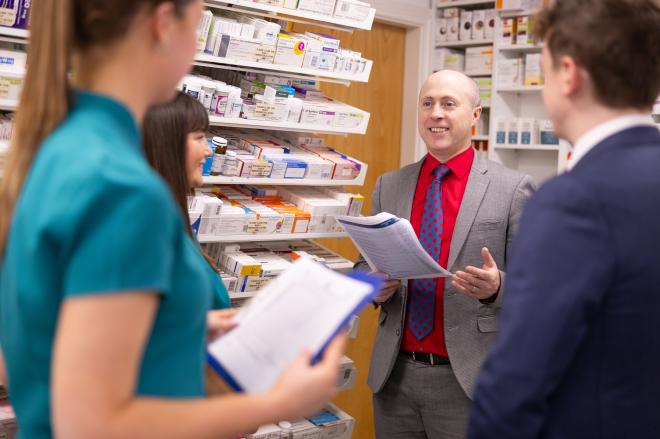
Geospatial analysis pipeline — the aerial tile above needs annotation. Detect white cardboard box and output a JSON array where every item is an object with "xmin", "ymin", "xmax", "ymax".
[
  {"xmin": 459, "ymin": 10, "xmax": 473, "ymax": 41},
  {"xmin": 297, "ymin": 0, "xmax": 337, "ymax": 16},
  {"xmin": 464, "ymin": 45, "xmax": 493, "ymax": 75}
]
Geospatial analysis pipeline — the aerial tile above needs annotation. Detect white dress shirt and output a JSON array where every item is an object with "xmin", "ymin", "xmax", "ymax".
[{"xmin": 567, "ymin": 115, "xmax": 657, "ymax": 171}]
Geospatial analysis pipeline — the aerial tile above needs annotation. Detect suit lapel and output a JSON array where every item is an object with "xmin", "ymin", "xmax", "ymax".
[
  {"xmin": 398, "ymin": 158, "xmax": 425, "ymax": 221},
  {"xmin": 448, "ymin": 151, "xmax": 490, "ymax": 271}
]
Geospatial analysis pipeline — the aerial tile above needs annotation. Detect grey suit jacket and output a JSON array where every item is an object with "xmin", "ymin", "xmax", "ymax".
[{"xmin": 358, "ymin": 150, "xmax": 535, "ymax": 398}]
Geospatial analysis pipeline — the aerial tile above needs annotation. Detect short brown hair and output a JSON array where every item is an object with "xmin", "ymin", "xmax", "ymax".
[{"xmin": 534, "ymin": 0, "xmax": 660, "ymax": 110}]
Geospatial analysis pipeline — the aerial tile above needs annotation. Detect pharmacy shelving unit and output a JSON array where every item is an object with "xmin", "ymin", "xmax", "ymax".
[
  {"xmin": 192, "ymin": 5, "xmax": 377, "ymax": 437},
  {"xmin": 434, "ymin": 0, "xmax": 496, "ymax": 141},
  {"xmin": 487, "ymin": 7, "xmax": 570, "ymax": 184}
]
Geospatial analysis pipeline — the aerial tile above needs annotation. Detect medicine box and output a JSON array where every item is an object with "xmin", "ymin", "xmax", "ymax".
[
  {"xmin": 471, "ymin": 10, "xmax": 486, "ymax": 41},
  {"xmin": 524, "ymin": 53, "xmax": 543, "ymax": 86},
  {"xmin": 500, "ymin": 18, "xmax": 516, "ymax": 45},
  {"xmin": 273, "ymin": 33, "xmax": 307, "ymax": 67},
  {"xmin": 459, "ymin": 10, "xmax": 473, "ymax": 41},
  {"xmin": 334, "ymin": 0, "xmax": 371, "ymax": 22},
  {"xmin": 507, "ymin": 119, "xmax": 519, "ymax": 145},
  {"xmin": 518, "ymin": 118, "xmax": 539, "ymax": 145},
  {"xmin": 465, "ymin": 46, "xmax": 493, "ymax": 75},
  {"xmin": 0, "ymin": 0, "xmax": 30, "ymax": 29},
  {"xmin": 539, "ymin": 119, "xmax": 560, "ymax": 144},
  {"xmin": 497, "ymin": 57, "xmax": 524, "ymax": 87},
  {"xmin": 446, "ymin": 16, "xmax": 460, "ymax": 42},
  {"xmin": 296, "ymin": 0, "xmax": 337, "ymax": 16},
  {"xmin": 436, "ymin": 18, "xmax": 448, "ymax": 44},
  {"xmin": 222, "ymin": 252, "xmax": 262, "ymax": 276},
  {"xmin": 484, "ymin": 9, "xmax": 496, "ymax": 40},
  {"xmin": 434, "ymin": 48, "xmax": 465, "ymax": 72}
]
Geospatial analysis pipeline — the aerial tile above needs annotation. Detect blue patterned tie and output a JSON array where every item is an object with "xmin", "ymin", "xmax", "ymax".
[{"xmin": 408, "ymin": 164, "xmax": 451, "ymax": 340}]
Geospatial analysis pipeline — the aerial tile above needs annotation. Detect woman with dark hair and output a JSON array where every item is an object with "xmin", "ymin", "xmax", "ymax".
[
  {"xmin": 143, "ymin": 91, "xmax": 230, "ymax": 310},
  {"xmin": 0, "ymin": 1, "xmax": 345, "ymax": 438}
]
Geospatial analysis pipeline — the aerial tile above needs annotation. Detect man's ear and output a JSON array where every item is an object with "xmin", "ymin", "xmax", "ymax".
[
  {"xmin": 472, "ymin": 105, "xmax": 482, "ymax": 125},
  {"xmin": 558, "ymin": 55, "xmax": 584, "ymax": 98}
]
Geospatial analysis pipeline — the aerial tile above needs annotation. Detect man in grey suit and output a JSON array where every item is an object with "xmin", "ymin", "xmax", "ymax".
[{"xmin": 356, "ymin": 70, "xmax": 535, "ymax": 438}]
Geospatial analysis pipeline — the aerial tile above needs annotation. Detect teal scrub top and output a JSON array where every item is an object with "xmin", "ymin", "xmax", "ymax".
[{"xmin": 0, "ymin": 91, "xmax": 228, "ymax": 439}]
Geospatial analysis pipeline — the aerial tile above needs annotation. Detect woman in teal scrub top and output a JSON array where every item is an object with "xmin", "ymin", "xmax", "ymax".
[
  {"xmin": 0, "ymin": 1, "xmax": 345, "ymax": 439},
  {"xmin": 143, "ymin": 91, "xmax": 232, "ymax": 312}
]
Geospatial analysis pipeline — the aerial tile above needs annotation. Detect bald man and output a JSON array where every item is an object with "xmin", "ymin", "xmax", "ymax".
[{"xmin": 355, "ymin": 70, "xmax": 535, "ymax": 438}]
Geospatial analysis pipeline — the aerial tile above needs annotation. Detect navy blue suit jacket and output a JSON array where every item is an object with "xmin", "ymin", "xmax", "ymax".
[{"xmin": 468, "ymin": 125, "xmax": 660, "ymax": 439}]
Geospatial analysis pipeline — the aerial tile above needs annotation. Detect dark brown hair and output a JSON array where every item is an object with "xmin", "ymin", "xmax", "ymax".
[
  {"xmin": 143, "ymin": 92, "xmax": 219, "ymax": 269},
  {"xmin": 0, "ymin": 0, "xmax": 195, "ymax": 255},
  {"xmin": 534, "ymin": 0, "xmax": 660, "ymax": 110}
]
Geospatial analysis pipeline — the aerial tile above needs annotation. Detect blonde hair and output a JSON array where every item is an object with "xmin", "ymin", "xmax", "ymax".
[
  {"xmin": 0, "ymin": 0, "xmax": 194, "ymax": 256},
  {"xmin": 0, "ymin": 0, "xmax": 71, "ymax": 255}
]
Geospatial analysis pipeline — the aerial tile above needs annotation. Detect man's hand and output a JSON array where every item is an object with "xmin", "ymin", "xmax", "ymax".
[
  {"xmin": 452, "ymin": 247, "xmax": 500, "ymax": 300},
  {"xmin": 372, "ymin": 272, "xmax": 402, "ymax": 304}
]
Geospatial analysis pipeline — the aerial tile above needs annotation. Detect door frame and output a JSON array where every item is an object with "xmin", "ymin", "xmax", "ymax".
[{"xmin": 373, "ymin": 0, "xmax": 433, "ymax": 166}]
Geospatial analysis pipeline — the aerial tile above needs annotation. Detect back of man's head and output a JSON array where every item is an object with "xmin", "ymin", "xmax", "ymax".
[{"xmin": 534, "ymin": 0, "xmax": 660, "ymax": 111}]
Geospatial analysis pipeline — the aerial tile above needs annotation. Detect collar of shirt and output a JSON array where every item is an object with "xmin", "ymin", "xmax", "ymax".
[
  {"xmin": 421, "ymin": 147, "xmax": 474, "ymax": 180},
  {"xmin": 567, "ymin": 114, "xmax": 656, "ymax": 171},
  {"xmin": 72, "ymin": 89, "xmax": 142, "ymax": 152}
]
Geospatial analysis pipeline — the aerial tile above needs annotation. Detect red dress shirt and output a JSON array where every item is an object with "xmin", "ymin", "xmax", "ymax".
[{"xmin": 401, "ymin": 147, "xmax": 474, "ymax": 356}]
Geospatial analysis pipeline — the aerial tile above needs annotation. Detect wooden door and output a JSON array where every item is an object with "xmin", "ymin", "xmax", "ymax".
[{"xmin": 291, "ymin": 21, "xmax": 406, "ymax": 439}]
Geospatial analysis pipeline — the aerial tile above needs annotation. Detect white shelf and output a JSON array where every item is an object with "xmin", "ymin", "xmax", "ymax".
[
  {"xmin": 208, "ymin": 115, "xmax": 369, "ymax": 135},
  {"xmin": 498, "ymin": 43, "xmax": 543, "ymax": 53},
  {"xmin": 494, "ymin": 144, "xmax": 559, "ymax": 151},
  {"xmin": 437, "ymin": 39, "xmax": 493, "ymax": 49},
  {"xmin": 497, "ymin": 85, "xmax": 544, "ymax": 93},
  {"xmin": 0, "ymin": 98, "xmax": 18, "ymax": 111},
  {"xmin": 205, "ymin": 0, "xmax": 375, "ymax": 31},
  {"xmin": 466, "ymin": 71, "xmax": 492, "ymax": 77},
  {"xmin": 473, "ymin": 134, "xmax": 489, "ymax": 141},
  {"xmin": 229, "ymin": 291, "xmax": 259, "ymax": 299},
  {"xmin": 437, "ymin": 0, "xmax": 494, "ymax": 7},
  {"xmin": 499, "ymin": 9, "xmax": 541, "ymax": 18},
  {"xmin": 198, "ymin": 230, "xmax": 348, "ymax": 243},
  {"xmin": 0, "ymin": 26, "xmax": 28, "ymax": 41},
  {"xmin": 195, "ymin": 53, "xmax": 372, "ymax": 84},
  {"xmin": 203, "ymin": 160, "xmax": 367, "ymax": 186}
]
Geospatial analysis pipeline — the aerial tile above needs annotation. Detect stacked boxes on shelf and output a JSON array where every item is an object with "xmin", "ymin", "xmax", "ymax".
[
  {"xmin": 436, "ymin": 7, "xmax": 495, "ymax": 45},
  {"xmin": 435, "ymin": 2, "xmax": 495, "ymax": 141},
  {"xmin": 202, "ymin": 129, "xmax": 365, "ymax": 181},
  {"xmin": 196, "ymin": 8, "xmax": 370, "ymax": 74},
  {"xmin": 434, "ymin": 5, "xmax": 496, "ymax": 75},
  {"xmin": 496, "ymin": 14, "xmax": 543, "ymax": 87},
  {"xmin": 189, "ymin": 184, "xmax": 363, "ymax": 239},
  {"xmin": 180, "ymin": 72, "xmax": 369, "ymax": 128},
  {"xmin": 202, "ymin": 239, "xmax": 354, "ymax": 303},
  {"xmin": 493, "ymin": 117, "xmax": 559, "ymax": 147}
]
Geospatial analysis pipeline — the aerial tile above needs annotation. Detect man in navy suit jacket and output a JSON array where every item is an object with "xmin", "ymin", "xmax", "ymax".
[{"xmin": 468, "ymin": 1, "xmax": 660, "ymax": 438}]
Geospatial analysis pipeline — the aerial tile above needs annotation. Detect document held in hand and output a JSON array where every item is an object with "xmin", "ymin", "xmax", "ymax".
[
  {"xmin": 336, "ymin": 212, "xmax": 453, "ymax": 279},
  {"xmin": 207, "ymin": 257, "xmax": 383, "ymax": 393}
]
